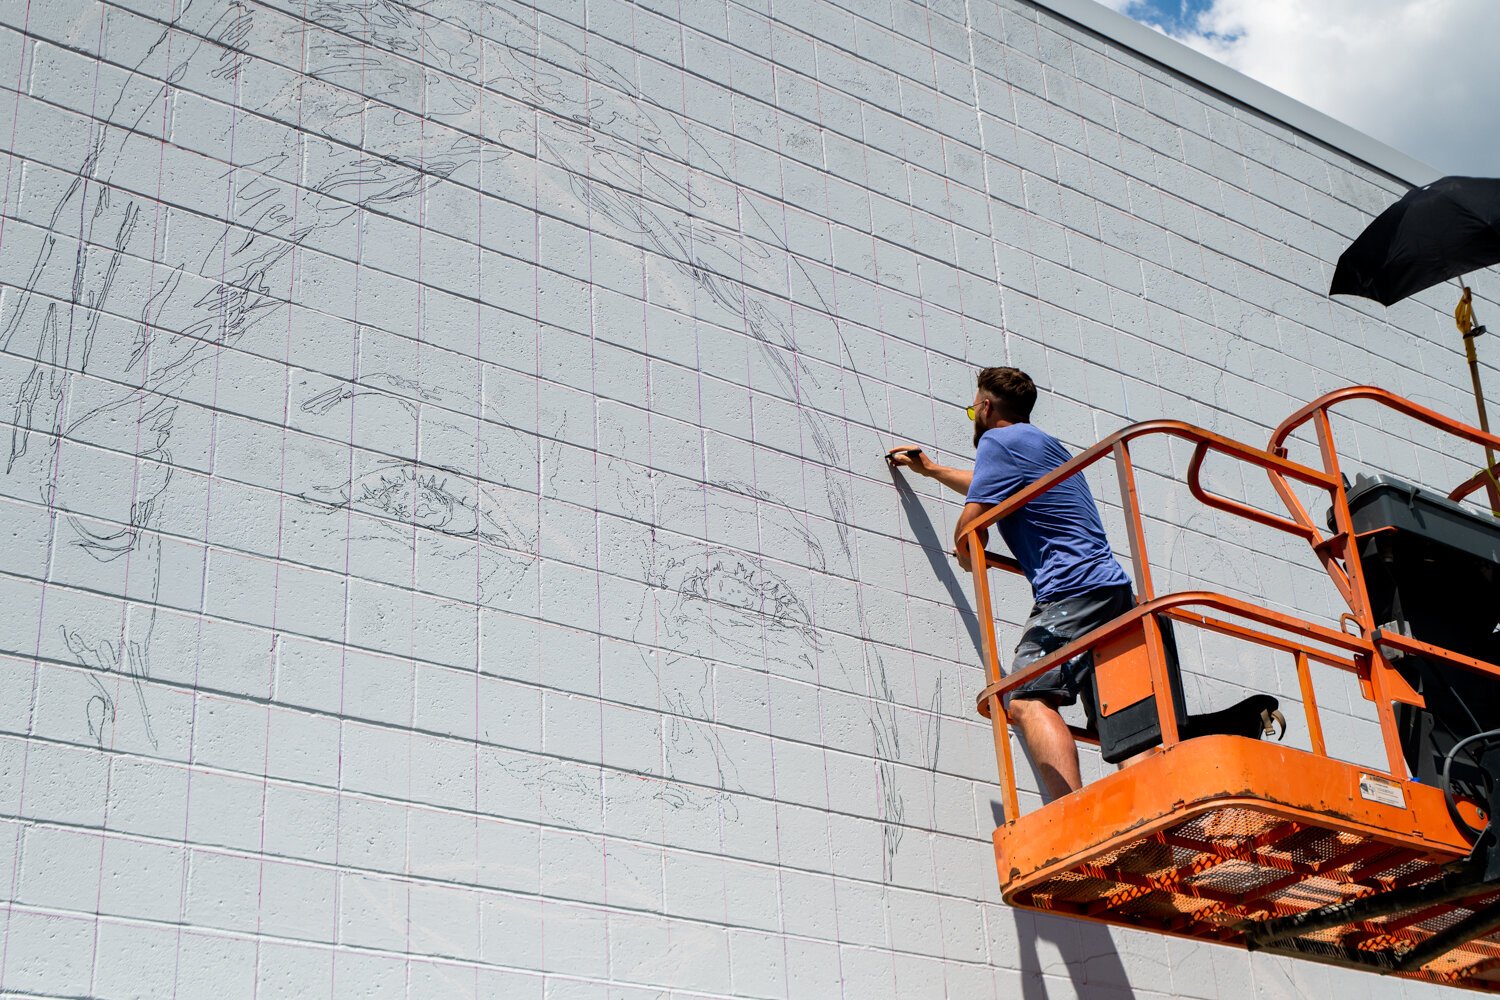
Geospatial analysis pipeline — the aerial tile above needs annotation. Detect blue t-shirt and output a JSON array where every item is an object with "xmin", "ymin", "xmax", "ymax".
[{"xmin": 966, "ymin": 423, "xmax": 1130, "ymax": 603}]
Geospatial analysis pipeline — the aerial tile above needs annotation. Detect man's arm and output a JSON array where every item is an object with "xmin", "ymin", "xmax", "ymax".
[
  {"xmin": 887, "ymin": 447, "xmax": 973, "ymax": 496},
  {"xmin": 953, "ymin": 500, "xmax": 993, "ymax": 571}
]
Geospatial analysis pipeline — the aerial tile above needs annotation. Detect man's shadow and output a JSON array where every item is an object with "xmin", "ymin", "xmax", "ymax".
[
  {"xmin": 889, "ymin": 469, "xmax": 985, "ymax": 658},
  {"xmin": 892, "ymin": 468, "xmax": 1139, "ymax": 996}
]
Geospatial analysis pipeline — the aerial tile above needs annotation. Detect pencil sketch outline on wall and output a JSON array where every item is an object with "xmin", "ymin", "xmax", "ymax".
[
  {"xmin": 0, "ymin": 0, "xmax": 944, "ymax": 877},
  {"xmin": 1, "ymin": 0, "xmax": 512, "ymax": 747},
  {"xmin": 479, "ymin": 0, "xmax": 926, "ymax": 875}
]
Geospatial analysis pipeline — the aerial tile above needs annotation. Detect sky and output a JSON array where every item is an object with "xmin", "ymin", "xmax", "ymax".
[{"xmin": 1096, "ymin": 0, "xmax": 1497, "ymax": 176}]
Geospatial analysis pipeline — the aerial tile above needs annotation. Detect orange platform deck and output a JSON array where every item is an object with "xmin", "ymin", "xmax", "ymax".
[{"xmin": 997, "ymin": 735, "xmax": 1500, "ymax": 989}]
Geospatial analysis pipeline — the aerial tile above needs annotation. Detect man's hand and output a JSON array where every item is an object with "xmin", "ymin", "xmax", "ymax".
[
  {"xmin": 887, "ymin": 447, "xmax": 974, "ymax": 497},
  {"xmin": 886, "ymin": 446, "xmax": 935, "ymax": 476}
]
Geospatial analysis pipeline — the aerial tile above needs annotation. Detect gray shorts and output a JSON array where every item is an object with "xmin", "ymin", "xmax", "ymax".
[{"xmin": 1008, "ymin": 584, "xmax": 1136, "ymax": 714}]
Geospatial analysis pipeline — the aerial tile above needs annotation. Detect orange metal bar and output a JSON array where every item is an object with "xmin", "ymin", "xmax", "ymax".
[
  {"xmin": 1162, "ymin": 820, "xmax": 1307, "ymax": 873},
  {"xmin": 1356, "ymin": 887, "xmax": 1500, "ymax": 941},
  {"xmin": 1114, "ymin": 440, "xmax": 1157, "ymax": 600},
  {"xmin": 979, "ymin": 550, "xmax": 1023, "ymax": 574},
  {"xmin": 1445, "ymin": 954, "xmax": 1500, "ymax": 983},
  {"xmin": 1367, "ymin": 651, "xmax": 1411, "ymax": 779},
  {"xmin": 1297, "ymin": 405, "xmax": 1409, "ymax": 777},
  {"xmin": 1161, "ymin": 608, "xmax": 1359, "ymax": 670},
  {"xmin": 1292, "ymin": 651, "xmax": 1328, "ymax": 758},
  {"xmin": 974, "ymin": 592, "xmax": 1375, "ymax": 716},
  {"xmin": 1272, "ymin": 385, "xmax": 1500, "ymax": 457},
  {"xmin": 1081, "ymin": 857, "xmax": 1251, "ymax": 916},
  {"xmin": 1346, "ymin": 848, "xmax": 1432, "ymax": 888},
  {"xmin": 1238, "ymin": 839, "xmax": 1397, "ymax": 910},
  {"xmin": 1187, "ymin": 440, "xmax": 1318, "ymax": 539},
  {"xmin": 1068, "ymin": 725, "xmax": 1102, "ymax": 747},
  {"xmin": 1110, "ymin": 439, "xmax": 1183, "ymax": 748},
  {"xmin": 964, "ymin": 419, "xmax": 1338, "ymax": 541},
  {"xmin": 1450, "ymin": 459, "xmax": 1500, "ymax": 507},
  {"xmin": 1142, "ymin": 612, "xmax": 1180, "ymax": 749},
  {"xmin": 1262, "ymin": 464, "xmax": 1355, "ymax": 607},
  {"xmin": 968, "ymin": 529, "xmax": 1019, "ymax": 823},
  {"xmin": 1374, "ymin": 629, "xmax": 1500, "ymax": 682},
  {"xmin": 1312, "ymin": 408, "xmax": 1375, "ymax": 631},
  {"xmin": 1263, "ymin": 384, "xmax": 1500, "ymax": 616},
  {"xmin": 1101, "ymin": 821, "xmax": 1314, "ymax": 915},
  {"xmin": 1270, "ymin": 385, "xmax": 1500, "ymax": 507}
]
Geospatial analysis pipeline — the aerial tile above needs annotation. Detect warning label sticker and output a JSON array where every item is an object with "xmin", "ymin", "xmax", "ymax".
[{"xmin": 1359, "ymin": 773, "xmax": 1407, "ymax": 809}]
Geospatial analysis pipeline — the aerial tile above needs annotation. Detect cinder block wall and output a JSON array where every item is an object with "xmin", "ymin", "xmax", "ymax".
[{"xmin": 0, "ymin": 0, "xmax": 1489, "ymax": 997}]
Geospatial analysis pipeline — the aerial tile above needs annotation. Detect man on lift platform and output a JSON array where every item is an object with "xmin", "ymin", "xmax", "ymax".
[
  {"xmin": 890, "ymin": 367, "xmax": 1134, "ymax": 800},
  {"xmin": 890, "ymin": 367, "xmax": 1282, "ymax": 801}
]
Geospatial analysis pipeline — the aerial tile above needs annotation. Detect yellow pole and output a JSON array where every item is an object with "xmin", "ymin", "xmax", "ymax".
[{"xmin": 1456, "ymin": 287, "xmax": 1500, "ymax": 514}]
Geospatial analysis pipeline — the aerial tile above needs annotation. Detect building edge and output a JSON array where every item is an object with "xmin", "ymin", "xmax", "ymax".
[{"xmin": 1028, "ymin": 0, "xmax": 1442, "ymax": 188}]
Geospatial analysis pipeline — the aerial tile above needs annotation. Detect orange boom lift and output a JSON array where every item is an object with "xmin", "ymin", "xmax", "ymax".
[{"xmin": 964, "ymin": 386, "xmax": 1500, "ymax": 989}]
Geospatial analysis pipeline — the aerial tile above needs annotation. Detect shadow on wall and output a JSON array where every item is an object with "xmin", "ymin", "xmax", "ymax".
[
  {"xmin": 1016, "ymin": 908, "xmax": 1139, "ymax": 999},
  {"xmin": 911, "ymin": 462, "xmax": 1142, "ymax": 995},
  {"xmin": 889, "ymin": 467, "xmax": 984, "ymax": 659}
]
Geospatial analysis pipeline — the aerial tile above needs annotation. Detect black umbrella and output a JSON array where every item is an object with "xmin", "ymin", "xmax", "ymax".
[
  {"xmin": 1330, "ymin": 175, "xmax": 1500, "ymax": 510},
  {"xmin": 1330, "ymin": 176, "xmax": 1500, "ymax": 306}
]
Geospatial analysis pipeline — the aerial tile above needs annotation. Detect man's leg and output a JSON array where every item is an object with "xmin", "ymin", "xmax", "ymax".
[{"xmin": 1009, "ymin": 696, "xmax": 1082, "ymax": 801}]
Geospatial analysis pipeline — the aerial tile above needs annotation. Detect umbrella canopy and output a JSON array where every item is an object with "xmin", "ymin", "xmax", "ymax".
[{"xmin": 1329, "ymin": 176, "xmax": 1500, "ymax": 306}]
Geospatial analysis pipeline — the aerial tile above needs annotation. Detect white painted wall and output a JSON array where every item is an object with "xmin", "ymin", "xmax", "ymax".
[{"xmin": 0, "ymin": 0, "xmax": 1492, "ymax": 997}]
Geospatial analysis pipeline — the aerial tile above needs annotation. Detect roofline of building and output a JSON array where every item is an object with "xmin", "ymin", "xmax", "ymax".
[{"xmin": 1030, "ymin": 0, "xmax": 1441, "ymax": 187}]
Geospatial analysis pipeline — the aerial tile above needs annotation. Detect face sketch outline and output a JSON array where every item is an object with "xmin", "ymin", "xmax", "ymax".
[
  {"xmin": 1, "ymin": 0, "xmax": 936, "ymax": 881},
  {"xmin": 616, "ymin": 466, "xmax": 825, "ymax": 797},
  {"xmin": 0, "ymin": 0, "xmax": 518, "ymax": 747}
]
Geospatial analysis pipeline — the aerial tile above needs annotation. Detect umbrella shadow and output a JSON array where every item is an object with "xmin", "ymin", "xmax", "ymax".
[
  {"xmin": 1014, "ymin": 907, "xmax": 1139, "ymax": 999},
  {"xmin": 987, "ymin": 793, "xmax": 1139, "ymax": 996},
  {"xmin": 889, "ymin": 467, "xmax": 984, "ymax": 659}
]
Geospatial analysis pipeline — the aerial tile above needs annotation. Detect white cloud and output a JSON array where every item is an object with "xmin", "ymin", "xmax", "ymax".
[{"xmin": 1149, "ymin": 0, "xmax": 1498, "ymax": 175}]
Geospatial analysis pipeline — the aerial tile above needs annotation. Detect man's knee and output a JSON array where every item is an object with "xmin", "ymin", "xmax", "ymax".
[
  {"xmin": 1008, "ymin": 695, "xmax": 1061, "ymax": 730},
  {"xmin": 1007, "ymin": 695, "xmax": 1082, "ymax": 799}
]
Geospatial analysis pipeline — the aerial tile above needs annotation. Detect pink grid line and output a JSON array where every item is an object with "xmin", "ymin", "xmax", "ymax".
[
  {"xmin": 529, "ymin": 4, "xmax": 546, "ymax": 983},
  {"xmin": 136, "ymin": 5, "xmax": 232, "ymax": 997},
  {"xmin": 85, "ymin": 0, "xmax": 184, "ymax": 993},
  {"xmin": 239, "ymin": 0, "xmax": 312, "ymax": 997},
  {"xmin": 805, "ymin": 14, "xmax": 871, "ymax": 995},
  {"xmin": 402, "ymin": 15, "xmax": 430, "ymax": 998},
  {"xmin": 0, "ymin": 0, "xmax": 32, "ymax": 255},
  {"xmin": 469, "ymin": 6, "xmax": 489, "ymax": 998},
  {"xmin": 193, "ymin": 13, "xmax": 244, "ymax": 997},
  {"xmin": 757, "ymin": 11, "xmax": 806, "ymax": 998},
  {"xmin": 0, "ymin": 3, "xmax": 113, "ymax": 993},
  {"xmin": 328, "ymin": 0, "xmax": 372, "ymax": 991},
  {"xmin": 580, "ymin": 6, "xmax": 614, "ymax": 993}
]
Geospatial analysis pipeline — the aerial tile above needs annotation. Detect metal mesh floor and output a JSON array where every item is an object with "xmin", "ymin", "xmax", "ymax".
[{"xmin": 1010, "ymin": 806, "xmax": 1500, "ymax": 990}]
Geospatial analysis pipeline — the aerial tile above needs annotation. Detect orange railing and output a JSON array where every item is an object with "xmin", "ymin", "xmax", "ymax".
[
  {"xmin": 1269, "ymin": 385, "xmax": 1500, "ymax": 512},
  {"xmin": 963, "ymin": 387, "xmax": 1500, "ymax": 823}
]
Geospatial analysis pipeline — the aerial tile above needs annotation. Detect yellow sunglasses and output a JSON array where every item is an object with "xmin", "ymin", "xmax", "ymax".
[{"xmin": 966, "ymin": 399, "xmax": 988, "ymax": 421}]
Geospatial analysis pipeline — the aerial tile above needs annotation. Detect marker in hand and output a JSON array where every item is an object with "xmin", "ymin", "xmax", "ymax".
[{"xmin": 885, "ymin": 447, "xmax": 923, "ymax": 467}]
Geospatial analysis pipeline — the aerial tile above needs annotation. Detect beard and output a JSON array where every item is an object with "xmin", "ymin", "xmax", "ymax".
[{"xmin": 973, "ymin": 420, "xmax": 985, "ymax": 448}]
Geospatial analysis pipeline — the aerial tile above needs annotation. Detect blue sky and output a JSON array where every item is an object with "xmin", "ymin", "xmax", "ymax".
[
  {"xmin": 1112, "ymin": 0, "xmax": 1215, "ymax": 37},
  {"xmin": 1097, "ymin": 0, "xmax": 1495, "ymax": 176}
]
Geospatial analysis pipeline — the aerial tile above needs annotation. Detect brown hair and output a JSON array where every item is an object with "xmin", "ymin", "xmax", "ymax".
[{"xmin": 976, "ymin": 367, "xmax": 1036, "ymax": 423}]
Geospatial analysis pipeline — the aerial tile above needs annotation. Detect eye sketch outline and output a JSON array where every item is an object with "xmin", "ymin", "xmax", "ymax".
[
  {"xmin": 1, "ymin": 0, "xmax": 513, "ymax": 747},
  {"xmin": 0, "ymin": 0, "xmax": 952, "ymax": 885}
]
